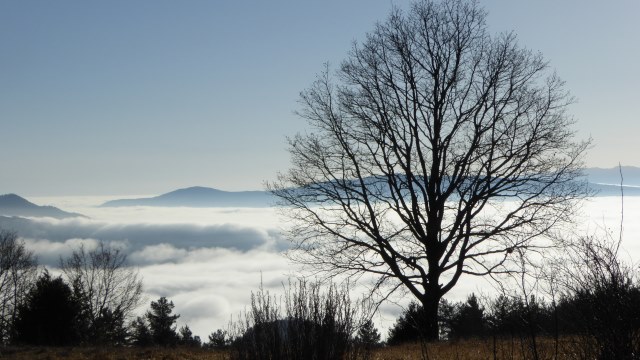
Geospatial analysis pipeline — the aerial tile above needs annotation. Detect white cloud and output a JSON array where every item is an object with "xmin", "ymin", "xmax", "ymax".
[
  {"xmin": 129, "ymin": 244, "xmax": 189, "ymax": 264},
  {"xmin": 0, "ymin": 217, "xmax": 286, "ymax": 266},
  {"xmin": 134, "ymin": 248, "xmax": 292, "ymax": 339},
  {"xmin": 22, "ymin": 237, "xmax": 101, "ymax": 265}
]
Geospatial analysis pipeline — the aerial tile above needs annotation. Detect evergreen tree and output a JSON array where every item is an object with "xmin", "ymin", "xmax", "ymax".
[
  {"xmin": 130, "ymin": 316, "xmax": 153, "ymax": 346},
  {"xmin": 438, "ymin": 298, "xmax": 456, "ymax": 339},
  {"xmin": 146, "ymin": 296, "xmax": 179, "ymax": 346},
  {"xmin": 207, "ymin": 329, "xmax": 227, "ymax": 348},
  {"xmin": 356, "ymin": 320, "xmax": 380, "ymax": 346},
  {"xmin": 92, "ymin": 308, "xmax": 128, "ymax": 345},
  {"xmin": 12, "ymin": 271, "xmax": 81, "ymax": 346},
  {"xmin": 178, "ymin": 325, "xmax": 201, "ymax": 347},
  {"xmin": 387, "ymin": 302, "xmax": 426, "ymax": 345},
  {"xmin": 356, "ymin": 320, "xmax": 381, "ymax": 360},
  {"xmin": 449, "ymin": 294, "xmax": 486, "ymax": 339}
]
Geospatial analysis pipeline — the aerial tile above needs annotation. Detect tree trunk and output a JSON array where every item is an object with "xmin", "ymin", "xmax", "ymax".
[{"xmin": 421, "ymin": 295, "xmax": 440, "ymax": 341}]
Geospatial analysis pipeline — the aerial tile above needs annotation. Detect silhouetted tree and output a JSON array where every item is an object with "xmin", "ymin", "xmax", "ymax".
[
  {"xmin": 356, "ymin": 319, "xmax": 380, "ymax": 359},
  {"xmin": 207, "ymin": 329, "xmax": 228, "ymax": 348},
  {"xmin": 0, "ymin": 230, "xmax": 37, "ymax": 344},
  {"xmin": 437, "ymin": 299, "xmax": 456, "ymax": 339},
  {"xmin": 387, "ymin": 302, "xmax": 426, "ymax": 345},
  {"xmin": 487, "ymin": 295, "xmax": 523, "ymax": 336},
  {"xmin": 178, "ymin": 325, "xmax": 201, "ymax": 347},
  {"xmin": 449, "ymin": 294, "xmax": 485, "ymax": 339},
  {"xmin": 486, "ymin": 294, "xmax": 555, "ymax": 338},
  {"xmin": 60, "ymin": 242, "xmax": 143, "ymax": 345},
  {"xmin": 130, "ymin": 316, "xmax": 153, "ymax": 346},
  {"xmin": 12, "ymin": 271, "xmax": 81, "ymax": 346},
  {"xmin": 357, "ymin": 319, "xmax": 380, "ymax": 346},
  {"xmin": 270, "ymin": 0, "xmax": 589, "ymax": 340},
  {"xmin": 146, "ymin": 296, "xmax": 179, "ymax": 346},
  {"xmin": 388, "ymin": 297, "xmax": 484, "ymax": 343},
  {"xmin": 90, "ymin": 307, "xmax": 128, "ymax": 345}
]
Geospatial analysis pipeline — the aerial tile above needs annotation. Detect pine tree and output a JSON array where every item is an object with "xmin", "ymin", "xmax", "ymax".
[
  {"xmin": 12, "ymin": 271, "xmax": 81, "ymax": 346},
  {"xmin": 178, "ymin": 324, "xmax": 201, "ymax": 347},
  {"xmin": 207, "ymin": 329, "xmax": 227, "ymax": 348},
  {"xmin": 357, "ymin": 320, "xmax": 380, "ymax": 346},
  {"xmin": 386, "ymin": 302, "xmax": 426, "ymax": 345},
  {"xmin": 450, "ymin": 293, "xmax": 486, "ymax": 339},
  {"xmin": 130, "ymin": 316, "xmax": 153, "ymax": 346},
  {"xmin": 146, "ymin": 297, "xmax": 179, "ymax": 346}
]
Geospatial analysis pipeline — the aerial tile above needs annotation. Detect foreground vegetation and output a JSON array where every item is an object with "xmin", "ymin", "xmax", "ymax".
[
  {"xmin": 2, "ymin": 228, "xmax": 640, "ymax": 359},
  {"xmin": 376, "ymin": 337, "xmax": 596, "ymax": 360},
  {"xmin": 0, "ymin": 337, "xmax": 623, "ymax": 360},
  {"xmin": 1, "ymin": 0, "xmax": 636, "ymax": 358},
  {"xmin": 0, "ymin": 346, "xmax": 228, "ymax": 360}
]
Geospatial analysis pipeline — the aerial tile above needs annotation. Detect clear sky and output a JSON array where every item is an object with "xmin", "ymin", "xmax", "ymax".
[{"xmin": 1, "ymin": 0, "xmax": 638, "ymax": 196}]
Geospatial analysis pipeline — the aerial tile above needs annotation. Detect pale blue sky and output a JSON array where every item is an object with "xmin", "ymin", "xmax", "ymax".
[{"xmin": 1, "ymin": 1, "xmax": 638, "ymax": 196}]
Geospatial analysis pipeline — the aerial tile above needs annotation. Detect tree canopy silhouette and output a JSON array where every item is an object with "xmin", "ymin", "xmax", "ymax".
[
  {"xmin": 271, "ymin": 0, "xmax": 588, "ymax": 340},
  {"xmin": 12, "ymin": 271, "xmax": 81, "ymax": 346},
  {"xmin": 60, "ymin": 242, "xmax": 143, "ymax": 345},
  {"xmin": 146, "ymin": 296, "xmax": 180, "ymax": 346}
]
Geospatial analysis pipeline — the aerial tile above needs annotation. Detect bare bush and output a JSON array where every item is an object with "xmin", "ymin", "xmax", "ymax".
[
  {"xmin": 229, "ymin": 279, "xmax": 371, "ymax": 360},
  {"xmin": 554, "ymin": 234, "xmax": 640, "ymax": 360}
]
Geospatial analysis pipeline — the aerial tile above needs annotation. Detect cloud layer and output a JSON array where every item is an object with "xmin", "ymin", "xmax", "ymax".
[
  {"xmin": 2, "ymin": 196, "xmax": 639, "ymax": 340},
  {"xmin": 0, "ymin": 216, "xmax": 288, "ymax": 266}
]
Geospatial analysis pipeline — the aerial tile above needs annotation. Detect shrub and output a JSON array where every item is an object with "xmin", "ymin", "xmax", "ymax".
[
  {"xmin": 207, "ymin": 329, "xmax": 228, "ymax": 348},
  {"xmin": 555, "ymin": 236, "xmax": 640, "ymax": 359},
  {"xmin": 228, "ymin": 279, "xmax": 368, "ymax": 360}
]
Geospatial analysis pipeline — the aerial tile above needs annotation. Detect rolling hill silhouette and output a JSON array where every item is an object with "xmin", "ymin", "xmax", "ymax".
[
  {"xmin": 100, "ymin": 186, "xmax": 274, "ymax": 208},
  {"xmin": 0, "ymin": 194, "xmax": 85, "ymax": 219},
  {"xmin": 100, "ymin": 167, "xmax": 640, "ymax": 208}
]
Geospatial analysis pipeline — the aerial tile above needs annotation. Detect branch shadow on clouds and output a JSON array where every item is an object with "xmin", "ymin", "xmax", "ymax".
[{"xmin": 0, "ymin": 216, "xmax": 289, "ymax": 267}]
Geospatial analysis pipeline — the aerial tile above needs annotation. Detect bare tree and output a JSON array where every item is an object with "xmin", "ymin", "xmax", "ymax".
[
  {"xmin": 60, "ymin": 242, "xmax": 143, "ymax": 344},
  {"xmin": 270, "ymin": 0, "xmax": 589, "ymax": 340},
  {"xmin": 0, "ymin": 230, "xmax": 37, "ymax": 344}
]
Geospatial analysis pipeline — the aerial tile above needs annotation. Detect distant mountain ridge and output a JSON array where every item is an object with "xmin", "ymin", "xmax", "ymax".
[
  {"xmin": 583, "ymin": 166, "xmax": 640, "ymax": 186},
  {"xmin": 100, "ymin": 186, "xmax": 275, "ymax": 208},
  {"xmin": 100, "ymin": 168, "xmax": 640, "ymax": 208},
  {"xmin": 0, "ymin": 194, "xmax": 85, "ymax": 219}
]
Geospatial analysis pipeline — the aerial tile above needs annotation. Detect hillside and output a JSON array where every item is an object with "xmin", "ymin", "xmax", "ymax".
[
  {"xmin": 0, "ymin": 194, "xmax": 85, "ymax": 219},
  {"xmin": 100, "ymin": 170, "xmax": 640, "ymax": 208},
  {"xmin": 100, "ymin": 186, "xmax": 274, "ymax": 208}
]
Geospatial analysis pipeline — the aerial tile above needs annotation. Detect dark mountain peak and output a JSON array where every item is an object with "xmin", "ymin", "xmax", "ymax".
[
  {"xmin": 0, "ymin": 194, "xmax": 85, "ymax": 219},
  {"xmin": 0, "ymin": 194, "xmax": 33, "ymax": 207}
]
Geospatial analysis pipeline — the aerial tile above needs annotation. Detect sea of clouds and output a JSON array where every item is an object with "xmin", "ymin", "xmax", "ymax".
[{"xmin": 1, "ymin": 195, "xmax": 638, "ymax": 340}]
